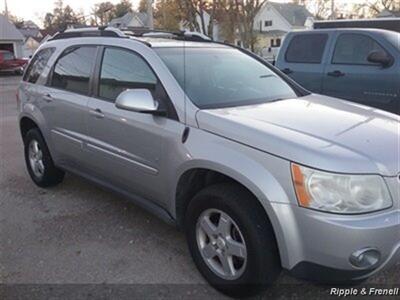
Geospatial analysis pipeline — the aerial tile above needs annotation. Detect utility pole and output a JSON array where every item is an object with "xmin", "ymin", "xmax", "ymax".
[
  {"xmin": 330, "ymin": 0, "xmax": 336, "ymax": 20},
  {"xmin": 146, "ymin": 0, "xmax": 154, "ymax": 29},
  {"xmin": 4, "ymin": 0, "xmax": 9, "ymax": 18}
]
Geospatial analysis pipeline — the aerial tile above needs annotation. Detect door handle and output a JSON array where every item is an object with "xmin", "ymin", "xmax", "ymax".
[
  {"xmin": 43, "ymin": 94, "xmax": 53, "ymax": 103},
  {"xmin": 281, "ymin": 68, "xmax": 293, "ymax": 75},
  {"xmin": 327, "ymin": 70, "xmax": 345, "ymax": 77},
  {"xmin": 89, "ymin": 108, "xmax": 105, "ymax": 119}
]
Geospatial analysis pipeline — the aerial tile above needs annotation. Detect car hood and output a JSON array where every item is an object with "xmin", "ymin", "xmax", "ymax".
[{"xmin": 196, "ymin": 94, "xmax": 400, "ymax": 176}]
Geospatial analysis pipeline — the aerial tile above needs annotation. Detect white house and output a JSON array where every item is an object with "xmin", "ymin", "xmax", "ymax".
[
  {"xmin": 109, "ymin": 12, "xmax": 149, "ymax": 29},
  {"xmin": 377, "ymin": 10, "xmax": 400, "ymax": 18},
  {"xmin": 18, "ymin": 20, "xmax": 43, "ymax": 57},
  {"xmin": 253, "ymin": 2, "xmax": 312, "ymax": 59},
  {"xmin": 180, "ymin": 10, "xmax": 220, "ymax": 41},
  {"xmin": 0, "ymin": 14, "xmax": 24, "ymax": 58}
]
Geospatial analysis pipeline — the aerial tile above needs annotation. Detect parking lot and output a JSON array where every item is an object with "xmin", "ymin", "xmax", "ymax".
[{"xmin": 0, "ymin": 75, "xmax": 398, "ymax": 299}]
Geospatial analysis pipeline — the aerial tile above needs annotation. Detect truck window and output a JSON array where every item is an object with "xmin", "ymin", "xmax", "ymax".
[
  {"xmin": 332, "ymin": 33, "xmax": 388, "ymax": 65},
  {"xmin": 285, "ymin": 34, "xmax": 328, "ymax": 64}
]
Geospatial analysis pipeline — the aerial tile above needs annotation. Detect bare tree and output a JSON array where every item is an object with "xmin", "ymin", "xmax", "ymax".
[
  {"xmin": 357, "ymin": 0, "xmax": 400, "ymax": 17},
  {"xmin": 92, "ymin": 2, "xmax": 115, "ymax": 26},
  {"xmin": 234, "ymin": 0, "xmax": 267, "ymax": 51},
  {"xmin": 294, "ymin": 0, "xmax": 330, "ymax": 20}
]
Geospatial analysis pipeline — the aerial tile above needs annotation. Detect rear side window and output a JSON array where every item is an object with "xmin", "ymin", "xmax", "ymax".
[
  {"xmin": 51, "ymin": 46, "xmax": 97, "ymax": 95},
  {"xmin": 23, "ymin": 48, "xmax": 55, "ymax": 83},
  {"xmin": 332, "ymin": 33, "xmax": 387, "ymax": 65},
  {"xmin": 285, "ymin": 34, "xmax": 328, "ymax": 63},
  {"xmin": 99, "ymin": 47, "xmax": 157, "ymax": 101}
]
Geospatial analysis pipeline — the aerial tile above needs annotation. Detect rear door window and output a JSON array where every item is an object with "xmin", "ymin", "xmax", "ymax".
[
  {"xmin": 285, "ymin": 34, "xmax": 328, "ymax": 63},
  {"xmin": 51, "ymin": 46, "xmax": 97, "ymax": 95},
  {"xmin": 332, "ymin": 33, "xmax": 388, "ymax": 65},
  {"xmin": 23, "ymin": 48, "xmax": 55, "ymax": 83}
]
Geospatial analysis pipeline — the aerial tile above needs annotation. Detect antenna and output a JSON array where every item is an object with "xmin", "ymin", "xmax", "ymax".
[
  {"xmin": 330, "ymin": 0, "xmax": 336, "ymax": 20},
  {"xmin": 146, "ymin": 0, "xmax": 154, "ymax": 29}
]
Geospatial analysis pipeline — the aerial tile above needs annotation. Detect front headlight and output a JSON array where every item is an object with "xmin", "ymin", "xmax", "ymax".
[{"xmin": 291, "ymin": 163, "xmax": 392, "ymax": 214}]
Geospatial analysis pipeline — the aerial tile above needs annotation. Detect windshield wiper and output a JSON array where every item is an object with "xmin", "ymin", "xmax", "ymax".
[{"xmin": 259, "ymin": 74, "xmax": 275, "ymax": 78}]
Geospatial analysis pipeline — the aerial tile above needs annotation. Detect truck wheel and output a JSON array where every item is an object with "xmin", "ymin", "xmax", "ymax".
[
  {"xmin": 24, "ymin": 128, "xmax": 65, "ymax": 187},
  {"xmin": 15, "ymin": 68, "xmax": 24, "ymax": 75},
  {"xmin": 185, "ymin": 183, "xmax": 281, "ymax": 297}
]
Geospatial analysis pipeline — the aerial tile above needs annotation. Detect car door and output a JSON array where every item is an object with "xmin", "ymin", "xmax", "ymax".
[
  {"xmin": 322, "ymin": 32, "xmax": 399, "ymax": 113},
  {"xmin": 85, "ymin": 46, "xmax": 182, "ymax": 205},
  {"xmin": 276, "ymin": 32, "xmax": 330, "ymax": 93},
  {"xmin": 42, "ymin": 45, "xmax": 98, "ymax": 169}
]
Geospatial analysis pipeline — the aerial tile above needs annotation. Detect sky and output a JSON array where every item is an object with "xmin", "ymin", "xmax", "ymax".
[{"xmin": 1, "ymin": 0, "xmax": 366, "ymax": 26}]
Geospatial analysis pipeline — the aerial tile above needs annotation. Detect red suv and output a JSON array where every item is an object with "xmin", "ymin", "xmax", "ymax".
[{"xmin": 0, "ymin": 50, "xmax": 28, "ymax": 75}]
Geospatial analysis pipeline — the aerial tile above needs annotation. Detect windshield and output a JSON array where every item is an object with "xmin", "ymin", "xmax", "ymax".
[
  {"xmin": 383, "ymin": 31, "xmax": 400, "ymax": 51},
  {"xmin": 155, "ymin": 47, "xmax": 297, "ymax": 109}
]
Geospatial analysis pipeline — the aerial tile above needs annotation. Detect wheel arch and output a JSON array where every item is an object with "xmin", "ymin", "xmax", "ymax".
[
  {"xmin": 173, "ymin": 160, "xmax": 294, "ymax": 269},
  {"xmin": 19, "ymin": 116, "xmax": 40, "ymax": 140}
]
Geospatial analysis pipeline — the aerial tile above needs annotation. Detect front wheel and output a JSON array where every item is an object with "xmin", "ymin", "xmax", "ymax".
[{"xmin": 185, "ymin": 183, "xmax": 281, "ymax": 297}]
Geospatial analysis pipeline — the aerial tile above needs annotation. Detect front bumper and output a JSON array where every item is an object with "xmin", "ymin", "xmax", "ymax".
[{"xmin": 271, "ymin": 176, "xmax": 399, "ymax": 283}]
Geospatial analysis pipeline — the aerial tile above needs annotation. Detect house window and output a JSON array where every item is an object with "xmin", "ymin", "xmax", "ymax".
[
  {"xmin": 270, "ymin": 38, "xmax": 281, "ymax": 48},
  {"xmin": 264, "ymin": 20, "xmax": 273, "ymax": 27}
]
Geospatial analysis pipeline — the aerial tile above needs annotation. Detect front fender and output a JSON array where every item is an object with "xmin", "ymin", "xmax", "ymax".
[{"xmin": 172, "ymin": 127, "xmax": 302, "ymax": 269}]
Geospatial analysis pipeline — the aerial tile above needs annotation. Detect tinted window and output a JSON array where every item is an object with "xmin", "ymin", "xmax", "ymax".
[
  {"xmin": 51, "ymin": 46, "xmax": 97, "ymax": 95},
  {"xmin": 285, "ymin": 34, "xmax": 328, "ymax": 63},
  {"xmin": 99, "ymin": 47, "xmax": 157, "ymax": 101},
  {"xmin": 23, "ymin": 48, "xmax": 55, "ymax": 83},
  {"xmin": 156, "ymin": 47, "xmax": 297, "ymax": 109},
  {"xmin": 333, "ymin": 34, "xmax": 387, "ymax": 65},
  {"xmin": 3, "ymin": 51, "xmax": 14, "ymax": 60}
]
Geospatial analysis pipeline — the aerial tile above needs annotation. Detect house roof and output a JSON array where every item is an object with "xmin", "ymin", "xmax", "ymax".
[
  {"xmin": 378, "ymin": 10, "xmax": 400, "ymax": 18},
  {"xmin": 0, "ymin": 14, "xmax": 25, "ymax": 41},
  {"xmin": 19, "ymin": 27, "xmax": 41, "ymax": 39},
  {"xmin": 269, "ymin": 2, "xmax": 313, "ymax": 27},
  {"xmin": 109, "ymin": 12, "xmax": 148, "ymax": 27}
]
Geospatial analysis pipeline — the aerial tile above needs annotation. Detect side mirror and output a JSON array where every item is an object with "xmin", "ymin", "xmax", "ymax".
[
  {"xmin": 367, "ymin": 51, "xmax": 393, "ymax": 67},
  {"xmin": 115, "ymin": 89, "xmax": 165, "ymax": 116}
]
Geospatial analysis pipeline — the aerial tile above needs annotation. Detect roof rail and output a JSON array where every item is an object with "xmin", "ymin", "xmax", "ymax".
[
  {"xmin": 49, "ymin": 26, "xmax": 128, "ymax": 41},
  {"xmin": 121, "ymin": 28, "xmax": 212, "ymax": 42}
]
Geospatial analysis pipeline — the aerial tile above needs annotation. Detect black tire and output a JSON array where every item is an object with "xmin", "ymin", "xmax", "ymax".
[
  {"xmin": 24, "ymin": 128, "xmax": 65, "ymax": 187},
  {"xmin": 185, "ymin": 183, "xmax": 281, "ymax": 297}
]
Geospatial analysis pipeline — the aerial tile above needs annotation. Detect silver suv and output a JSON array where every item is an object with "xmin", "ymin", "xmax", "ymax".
[{"xmin": 18, "ymin": 27, "xmax": 399, "ymax": 297}]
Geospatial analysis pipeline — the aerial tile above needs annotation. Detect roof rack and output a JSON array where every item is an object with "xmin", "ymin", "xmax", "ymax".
[
  {"xmin": 121, "ymin": 28, "xmax": 212, "ymax": 42},
  {"xmin": 49, "ymin": 27, "xmax": 128, "ymax": 41},
  {"xmin": 48, "ymin": 26, "xmax": 212, "ymax": 45}
]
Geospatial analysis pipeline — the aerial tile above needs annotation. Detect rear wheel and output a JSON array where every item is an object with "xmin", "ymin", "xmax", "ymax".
[
  {"xmin": 185, "ymin": 183, "xmax": 281, "ymax": 297},
  {"xmin": 24, "ymin": 128, "xmax": 65, "ymax": 187}
]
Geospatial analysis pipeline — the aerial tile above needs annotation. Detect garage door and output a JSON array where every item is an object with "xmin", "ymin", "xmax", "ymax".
[{"xmin": 0, "ymin": 43, "xmax": 14, "ymax": 53}]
